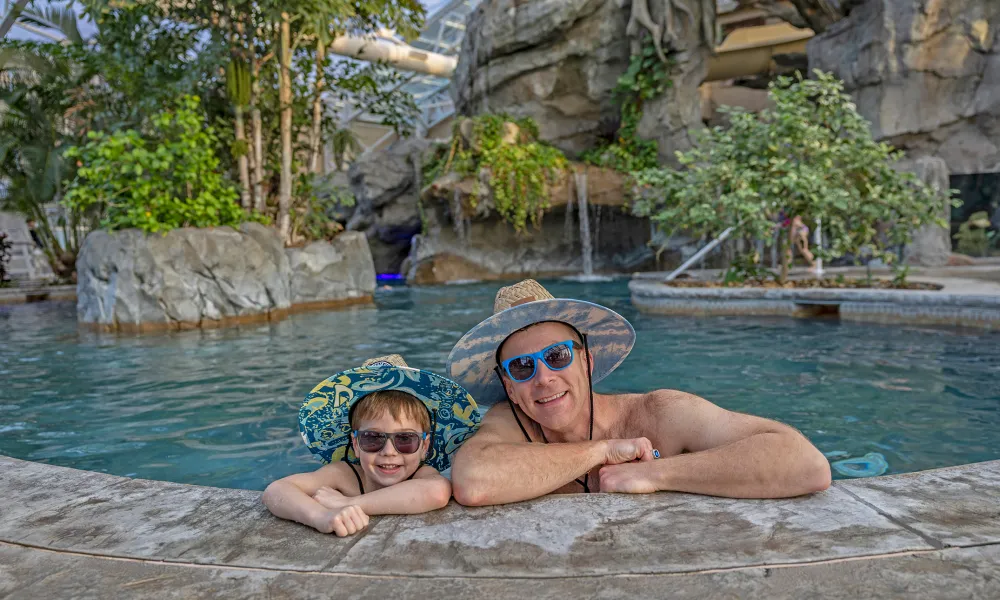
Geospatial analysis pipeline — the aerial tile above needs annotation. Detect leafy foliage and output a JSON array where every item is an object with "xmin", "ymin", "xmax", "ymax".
[
  {"xmin": 954, "ymin": 211, "xmax": 996, "ymax": 257},
  {"xmin": 582, "ymin": 40, "xmax": 669, "ymax": 173},
  {"xmin": 289, "ymin": 171, "xmax": 356, "ymax": 243},
  {"xmin": 633, "ymin": 71, "xmax": 950, "ymax": 282},
  {"xmin": 722, "ymin": 252, "xmax": 775, "ymax": 285},
  {"xmin": 425, "ymin": 114, "xmax": 568, "ymax": 233},
  {"xmin": 0, "ymin": 39, "xmax": 96, "ymax": 279},
  {"xmin": 63, "ymin": 96, "xmax": 265, "ymax": 233}
]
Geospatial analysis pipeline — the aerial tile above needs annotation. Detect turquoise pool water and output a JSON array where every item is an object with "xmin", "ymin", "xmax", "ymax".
[{"xmin": 1, "ymin": 279, "xmax": 998, "ymax": 490}]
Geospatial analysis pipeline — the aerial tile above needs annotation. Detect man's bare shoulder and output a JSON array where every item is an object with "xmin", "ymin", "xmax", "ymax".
[{"xmin": 616, "ymin": 389, "xmax": 709, "ymax": 420}]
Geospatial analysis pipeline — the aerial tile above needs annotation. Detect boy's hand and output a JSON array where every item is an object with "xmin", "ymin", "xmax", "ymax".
[
  {"xmin": 315, "ymin": 505, "xmax": 370, "ymax": 536},
  {"xmin": 312, "ymin": 486, "xmax": 350, "ymax": 510}
]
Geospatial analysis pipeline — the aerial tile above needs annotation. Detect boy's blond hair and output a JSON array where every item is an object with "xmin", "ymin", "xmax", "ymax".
[{"xmin": 350, "ymin": 390, "xmax": 431, "ymax": 432}]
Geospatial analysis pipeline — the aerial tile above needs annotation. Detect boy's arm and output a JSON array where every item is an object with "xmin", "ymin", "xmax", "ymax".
[
  {"xmin": 262, "ymin": 464, "xmax": 368, "ymax": 535},
  {"xmin": 315, "ymin": 466, "xmax": 451, "ymax": 515}
]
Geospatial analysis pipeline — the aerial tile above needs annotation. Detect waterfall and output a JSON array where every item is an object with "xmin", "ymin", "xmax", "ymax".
[
  {"xmin": 452, "ymin": 188, "xmax": 466, "ymax": 244},
  {"xmin": 575, "ymin": 170, "xmax": 593, "ymax": 277},
  {"xmin": 563, "ymin": 180, "xmax": 575, "ymax": 245}
]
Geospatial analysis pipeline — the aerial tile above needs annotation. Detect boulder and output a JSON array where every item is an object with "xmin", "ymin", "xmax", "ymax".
[
  {"xmin": 77, "ymin": 223, "xmax": 291, "ymax": 331},
  {"xmin": 895, "ymin": 156, "xmax": 953, "ymax": 267},
  {"xmin": 76, "ymin": 224, "xmax": 376, "ymax": 332},
  {"xmin": 346, "ymin": 138, "xmax": 429, "ymax": 274},
  {"xmin": 809, "ymin": 0, "xmax": 1000, "ymax": 175},
  {"xmin": 286, "ymin": 232, "xmax": 376, "ymax": 306}
]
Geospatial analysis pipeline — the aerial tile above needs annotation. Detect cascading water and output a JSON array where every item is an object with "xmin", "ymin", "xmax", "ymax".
[
  {"xmin": 452, "ymin": 188, "xmax": 466, "ymax": 244},
  {"xmin": 563, "ymin": 169, "xmax": 613, "ymax": 282},
  {"xmin": 563, "ymin": 181, "xmax": 575, "ymax": 245},
  {"xmin": 576, "ymin": 170, "xmax": 594, "ymax": 277}
]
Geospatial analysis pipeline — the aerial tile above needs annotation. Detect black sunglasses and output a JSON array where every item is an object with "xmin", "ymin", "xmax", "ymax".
[{"xmin": 353, "ymin": 430, "xmax": 428, "ymax": 454}]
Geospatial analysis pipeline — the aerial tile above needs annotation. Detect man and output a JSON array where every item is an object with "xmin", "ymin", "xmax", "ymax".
[{"xmin": 447, "ymin": 279, "xmax": 831, "ymax": 506}]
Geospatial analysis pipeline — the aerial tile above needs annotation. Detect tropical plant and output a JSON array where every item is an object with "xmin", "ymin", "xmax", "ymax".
[
  {"xmin": 633, "ymin": 71, "xmax": 950, "ymax": 283},
  {"xmin": 583, "ymin": 39, "xmax": 669, "ymax": 173},
  {"xmin": 0, "ymin": 36, "xmax": 94, "ymax": 279},
  {"xmin": 425, "ymin": 114, "xmax": 569, "ymax": 233},
  {"xmin": 954, "ymin": 211, "xmax": 996, "ymax": 257},
  {"xmin": 62, "ymin": 96, "xmax": 264, "ymax": 233}
]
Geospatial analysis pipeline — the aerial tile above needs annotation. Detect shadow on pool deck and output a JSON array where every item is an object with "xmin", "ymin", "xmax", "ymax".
[{"xmin": 1, "ymin": 455, "xmax": 998, "ymax": 598}]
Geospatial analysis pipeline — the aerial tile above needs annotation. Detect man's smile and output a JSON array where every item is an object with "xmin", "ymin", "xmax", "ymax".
[{"xmin": 535, "ymin": 391, "xmax": 567, "ymax": 405}]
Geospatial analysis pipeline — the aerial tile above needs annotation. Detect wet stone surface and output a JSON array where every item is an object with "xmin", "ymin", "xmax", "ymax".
[{"xmin": 1, "ymin": 455, "xmax": 999, "ymax": 598}]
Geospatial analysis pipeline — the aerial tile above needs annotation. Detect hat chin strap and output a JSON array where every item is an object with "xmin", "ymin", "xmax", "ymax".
[{"xmin": 495, "ymin": 332, "xmax": 594, "ymax": 494}]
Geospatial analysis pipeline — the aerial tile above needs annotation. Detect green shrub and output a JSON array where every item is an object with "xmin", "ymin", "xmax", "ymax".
[
  {"xmin": 582, "ymin": 40, "xmax": 669, "ymax": 173},
  {"xmin": 63, "ymin": 95, "xmax": 267, "ymax": 233},
  {"xmin": 425, "ymin": 114, "xmax": 567, "ymax": 233},
  {"xmin": 633, "ymin": 71, "xmax": 950, "ymax": 282},
  {"xmin": 955, "ymin": 211, "xmax": 995, "ymax": 257}
]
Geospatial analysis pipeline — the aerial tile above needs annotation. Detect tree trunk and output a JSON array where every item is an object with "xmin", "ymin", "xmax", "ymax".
[
  {"xmin": 779, "ymin": 226, "xmax": 792, "ymax": 284},
  {"xmin": 235, "ymin": 105, "xmax": 251, "ymax": 209},
  {"xmin": 278, "ymin": 13, "xmax": 293, "ymax": 244},
  {"xmin": 309, "ymin": 40, "xmax": 326, "ymax": 175},
  {"xmin": 249, "ymin": 24, "xmax": 265, "ymax": 213}
]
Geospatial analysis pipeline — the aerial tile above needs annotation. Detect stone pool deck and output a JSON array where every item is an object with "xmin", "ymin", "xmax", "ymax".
[
  {"xmin": 1, "ymin": 456, "xmax": 998, "ymax": 598},
  {"xmin": 630, "ymin": 271, "xmax": 1000, "ymax": 329}
]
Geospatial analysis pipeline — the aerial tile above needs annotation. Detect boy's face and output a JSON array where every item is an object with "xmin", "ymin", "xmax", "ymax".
[{"xmin": 351, "ymin": 411, "xmax": 430, "ymax": 489}]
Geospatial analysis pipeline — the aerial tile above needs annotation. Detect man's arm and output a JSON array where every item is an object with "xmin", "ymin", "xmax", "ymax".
[
  {"xmin": 599, "ymin": 391, "xmax": 831, "ymax": 498},
  {"xmin": 451, "ymin": 403, "xmax": 653, "ymax": 506}
]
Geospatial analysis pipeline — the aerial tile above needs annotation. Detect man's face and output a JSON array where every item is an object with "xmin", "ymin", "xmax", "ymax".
[{"xmin": 498, "ymin": 321, "xmax": 594, "ymax": 433}]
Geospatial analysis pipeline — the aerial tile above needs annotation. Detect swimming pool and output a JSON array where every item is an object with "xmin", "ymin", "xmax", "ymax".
[{"xmin": 2, "ymin": 279, "xmax": 998, "ymax": 490}]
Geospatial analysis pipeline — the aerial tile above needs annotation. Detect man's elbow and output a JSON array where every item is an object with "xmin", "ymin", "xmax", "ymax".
[
  {"xmin": 451, "ymin": 479, "xmax": 492, "ymax": 506},
  {"xmin": 801, "ymin": 449, "xmax": 832, "ymax": 493},
  {"xmin": 450, "ymin": 463, "xmax": 492, "ymax": 507}
]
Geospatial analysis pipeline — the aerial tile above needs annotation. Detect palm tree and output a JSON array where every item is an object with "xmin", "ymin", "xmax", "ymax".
[{"xmin": 0, "ymin": 3, "xmax": 93, "ymax": 279}]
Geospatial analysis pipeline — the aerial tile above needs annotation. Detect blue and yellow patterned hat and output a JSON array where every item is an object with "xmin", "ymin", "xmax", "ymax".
[{"xmin": 299, "ymin": 355, "xmax": 481, "ymax": 472}]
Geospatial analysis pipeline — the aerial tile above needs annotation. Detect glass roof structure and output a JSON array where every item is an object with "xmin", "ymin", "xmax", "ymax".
[{"xmin": 334, "ymin": 0, "xmax": 481, "ymax": 154}]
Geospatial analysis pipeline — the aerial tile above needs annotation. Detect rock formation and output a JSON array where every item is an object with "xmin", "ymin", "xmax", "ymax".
[
  {"xmin": 809, "ymin": 0, "xmax": 1000, "ymax": 176},
  {"xmin": 286, "ymin": 232, "xmax": 377, "ymax": 308},
  {"xmin": 406, "ymin": 166, "xmax": 653, "ymax": 284},
  {"xmin": 76, "ymin": 224, "xmax": 375, "ymax": 332},
  {"xmin": 452, "ymin": 0, "xmax": 717, "ymax": 165},
  {"xmin": 452, "ymin": 0, "xmax": 631, "ymax": 157},
  {"xmin": 346, "ymin": 138, "xmax": 428, "ymax": 274},
  {"xmin": 896, "ymin": 156, "xmax": 953, "ymax": 267}
]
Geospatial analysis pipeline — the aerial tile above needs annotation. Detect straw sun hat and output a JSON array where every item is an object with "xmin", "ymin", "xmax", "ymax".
[
  {"xmin": 299, "ymin": 355, "xmax": 481, "ymax": 472},
  {"xmin": 446, "ymin": 279, "xmax": 636, "ymax": 407}
]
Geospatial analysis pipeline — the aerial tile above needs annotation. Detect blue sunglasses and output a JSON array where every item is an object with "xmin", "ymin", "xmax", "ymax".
[{"xmin": 500, "ymin": 340, "xmax": 579, "ymax": 382}]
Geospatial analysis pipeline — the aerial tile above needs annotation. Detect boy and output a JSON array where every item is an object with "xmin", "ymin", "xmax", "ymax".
[{"xmin": 263, "ymin": 355, "xmax": 481, "ymax": 536}]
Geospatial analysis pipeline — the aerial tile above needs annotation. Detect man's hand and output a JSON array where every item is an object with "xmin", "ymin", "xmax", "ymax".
[
  {"xmin": 314, "ymin": 505, "xmax": 370, "ymax": 536},
  {"xmin": 603, "ymin": 437, "xmax": 656, "ymax": 465},
  {"xmin": 598, "ymin": 462, "xmax": 659, "ymax": 494}
]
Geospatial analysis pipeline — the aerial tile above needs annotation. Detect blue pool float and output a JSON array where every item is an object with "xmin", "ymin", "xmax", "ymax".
[{"xmin": 831, "ymin": 452, "xmax": 889, "ymax": 478}]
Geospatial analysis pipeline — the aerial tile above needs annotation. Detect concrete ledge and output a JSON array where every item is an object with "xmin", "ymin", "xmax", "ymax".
[
  {"xmin": 630, "ymin": 279, "xmax": 1000, "ymax": 329},
  {"xmin": 1, "ymin": 455, "xmax": 998, "ymax": 597},
  {"xmin": 0, "ymin": 284, "xmax": 76, "ymax": 306}
]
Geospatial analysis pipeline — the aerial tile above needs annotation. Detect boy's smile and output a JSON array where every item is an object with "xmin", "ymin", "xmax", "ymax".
[{"xmin": 352, "ymin": 412, "xmax": 430, "ymax": 491}]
